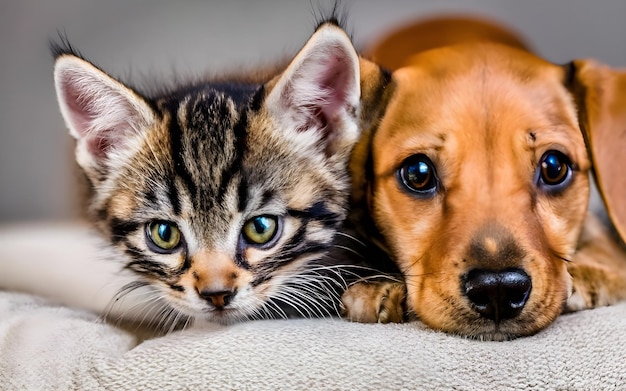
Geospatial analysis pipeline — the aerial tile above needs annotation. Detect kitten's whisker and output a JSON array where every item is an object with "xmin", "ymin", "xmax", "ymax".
[
  {"xmin": 104, "ymin": 281, "xmax": 151, "ymax": 323},
  {"xmin": 166, "ymin": 309, "xmax": 185, "ymax": 335},
  {"xmin": 277, "ymin": 280, "xmax": 340, "ymax": 318},
  {"xmin": 254, "ymin": 299, "xmax": 274, "ymax": 321},
  {"xmin": 285, "ymin": 281, "xmax": 339, "ymax": 304},
  {"xmin": 104, "ymin": 281, "xmax": 191, "ymax": 333},
  {"xmin": 263, "ymin": 297, "xmax": 289, "ymax": 320},
  {"xmin": 334, "ymin": 231, "xmax": 368, "ymax": 248},
  {"xmin": 330, "ymin": 244, "xmax": 365, "ymax": 258},
  {"xmin": 286, "ymin": 273, "xmax": 345, "ymax": 292},
  {"xmin": 347, "ymin": 274, "xmax": 404, "ymax": 286},
  {"xmin": 141, "ymin": 296, "xmax": 175, "ymax": 331},
  {"xmin": 271, "ymin": 291, "xmax": 316, "ymax": 318}
]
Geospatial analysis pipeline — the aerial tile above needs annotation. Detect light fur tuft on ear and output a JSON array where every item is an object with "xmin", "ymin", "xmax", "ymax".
[
  {"xmin": 570, "ymin": 59, "xmax": 626, "ymax": 241},
  {"xmin": 54, "ymin": 55, "xmax": 155, "ymax": 178},
  {"xmin": 265, "ymin": 22, "xmax": 361, "ymax": 157}
]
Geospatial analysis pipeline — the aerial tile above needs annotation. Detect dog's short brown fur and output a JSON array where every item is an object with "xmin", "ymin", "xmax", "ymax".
[{"xmin": 342, "ymin": 15, "xmax": 626, "ymax": 340}]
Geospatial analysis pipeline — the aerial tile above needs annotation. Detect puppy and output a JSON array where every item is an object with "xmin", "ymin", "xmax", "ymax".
[{"xmin": 342, "ymin": 15, "xmax": 626, "ymax": 340}]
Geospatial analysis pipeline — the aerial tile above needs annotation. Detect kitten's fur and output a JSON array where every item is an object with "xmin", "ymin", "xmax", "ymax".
[{"xmin": 52, "ymin": 21, "xmax": 388, "ymax": 327}]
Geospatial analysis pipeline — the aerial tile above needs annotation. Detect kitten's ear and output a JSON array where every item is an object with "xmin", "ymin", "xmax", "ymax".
[
  {"xmin": 54, "ymin": 55, "xmax": 155, "ymax": 178},
  {"xmin": 265, "ymin": 22, "xmax": 360, "ymax": 157}
]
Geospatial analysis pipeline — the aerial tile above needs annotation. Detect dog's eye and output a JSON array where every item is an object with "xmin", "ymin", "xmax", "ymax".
[
  {"xmin": 398, "ymin": 154, "xmax": 438, "ymax": 195},
  {"xmin": 538, "ymin": 150, "xmax": 572, "ymax": 190}
]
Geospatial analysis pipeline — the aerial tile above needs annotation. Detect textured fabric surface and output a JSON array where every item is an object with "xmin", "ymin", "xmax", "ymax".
[
  {"xmin": 1, "ymin": 223, "xmax": 626, "ymax": 390},
  {"xmin": 1, "ymin": 290, "xmax": 625, "ymax": 390}
]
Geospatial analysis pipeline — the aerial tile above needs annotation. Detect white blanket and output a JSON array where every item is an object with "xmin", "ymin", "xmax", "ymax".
[{"xmin": 1, "ymin": 223, "xmax": 626, "ymax": 390}]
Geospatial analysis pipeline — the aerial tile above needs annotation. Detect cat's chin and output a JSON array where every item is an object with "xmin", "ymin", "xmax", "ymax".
[
  {"xmin": 201, "ymin": 309, "xmax": 252, "ymax": 325},
  {"xmin": 169, "ymin": 302, "xmax": 261, "ymax": 326}
]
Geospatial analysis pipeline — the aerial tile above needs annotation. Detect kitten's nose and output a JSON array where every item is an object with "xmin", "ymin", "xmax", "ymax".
[
  {"xmin": 199, "ymin": 289, "xmax": 236, "ymax": 309},
  {"xmin": 463, "ymin": 268, "xmax": 531, "ymax": 322}
]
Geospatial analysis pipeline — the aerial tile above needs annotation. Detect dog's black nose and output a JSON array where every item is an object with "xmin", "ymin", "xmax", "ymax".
[{"xmin": 463, "ymin": 268, "xmax": 531, "ymax": 322}]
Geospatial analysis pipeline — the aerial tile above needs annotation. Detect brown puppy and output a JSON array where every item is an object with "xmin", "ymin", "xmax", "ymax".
[{"xmin": 342, "ymin": 15, "xmax": 626, "ymax": 340}]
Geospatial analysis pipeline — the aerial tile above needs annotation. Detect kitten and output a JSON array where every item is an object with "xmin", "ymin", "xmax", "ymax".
[{"xmin": 52, "ymin": 21, "xmax": 384, "ymax": 327}]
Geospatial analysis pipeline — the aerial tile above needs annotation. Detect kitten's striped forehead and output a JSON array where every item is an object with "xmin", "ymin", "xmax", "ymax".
[
  {"xmin": 158, "ymin": 86, "xmax": 256, "ymax": 239},
  {"xmin": 172, "ymin": 91, "xmax": 240, "ymax": 200}
]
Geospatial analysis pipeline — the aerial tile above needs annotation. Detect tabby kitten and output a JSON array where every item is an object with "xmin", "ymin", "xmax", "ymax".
[{"xmin": 52, "ymin": 22, "xmax": 369, "ymax": 326}]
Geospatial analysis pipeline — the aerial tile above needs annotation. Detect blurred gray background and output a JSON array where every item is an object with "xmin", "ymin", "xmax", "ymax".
[{"xmin": 2, "ymin": 0, "xmax": 626, "ymax": 222}]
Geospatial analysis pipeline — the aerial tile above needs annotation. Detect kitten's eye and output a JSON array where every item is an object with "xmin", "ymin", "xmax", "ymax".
[
  {"xmin": 397, "ymin": 154, "xmax": 438, "ymax": 196},
  {"xmin": 242, "ymin": 215, "xmax": 279, "ymax": 246},
  {"xmin": 147, "ymin": 221, "xmax": 181, "ymax": 252},
  {"xmin": 537, "ymin": 150, "xmax": 572, "ymax": 192}
]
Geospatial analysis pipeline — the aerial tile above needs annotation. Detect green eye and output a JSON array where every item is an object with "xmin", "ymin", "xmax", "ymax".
[
  {"xmin": 242, "ymin": 216, "xmax": 279, "ymax": 246},
  {"xmin": 147, "ymin": 221, "xmax": 181, "ymax": 251}
]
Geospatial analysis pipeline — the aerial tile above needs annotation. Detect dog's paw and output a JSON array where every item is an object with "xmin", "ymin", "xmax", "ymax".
[
  {"xmin": 565, "ymin": 216, "xmax": 626, "ymax": 312},
  {"xmin": 341, "ymin": 281, "xmax": 406, "ymax": 323},
  {"xmin": 565, "ymin": 261, "xmax": 626, "ymax": 312}
]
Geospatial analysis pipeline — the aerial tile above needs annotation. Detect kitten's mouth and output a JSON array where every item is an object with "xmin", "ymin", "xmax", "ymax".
[
  {"xmin": 201, "ymin": 305, "xmax": 258, "ymax": 325},
  {"xmin": 202, "ymin": 302, "xmax": 249, "ymax": 317},
  {"xmin": 164, "ymin": 296, "xmax": 245, "ymax": 321},
  {"xmin": 205, "ymin": 306, "xmax": 234, "ymax": 314}
]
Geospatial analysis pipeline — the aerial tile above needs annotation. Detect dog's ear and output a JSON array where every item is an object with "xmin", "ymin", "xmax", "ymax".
[{"xmin": 567, "ymin": 60, "xmax": 626, "ymax": 240}]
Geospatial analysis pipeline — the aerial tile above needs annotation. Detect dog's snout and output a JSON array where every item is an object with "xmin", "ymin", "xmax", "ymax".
[{"xmin": 463, "ymin": 268, "xmax": 532, "ymax": 322}]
